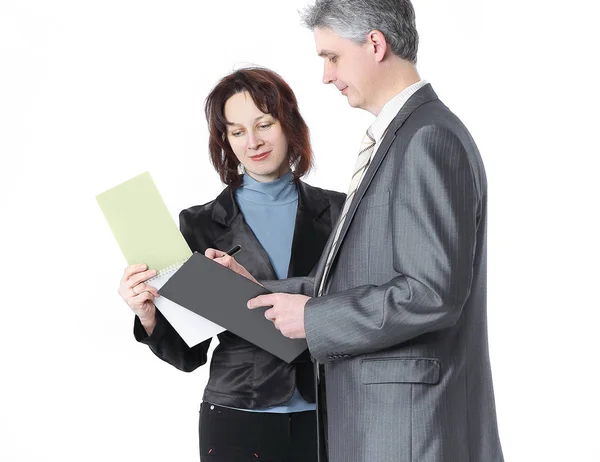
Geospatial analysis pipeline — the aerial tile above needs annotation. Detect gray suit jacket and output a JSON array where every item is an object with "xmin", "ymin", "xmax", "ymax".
[{"xmin": 265, "ymin": 84, "xmax": 503, "ymax": 462}]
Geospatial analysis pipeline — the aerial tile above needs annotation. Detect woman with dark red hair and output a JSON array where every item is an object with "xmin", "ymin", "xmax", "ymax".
[{"xmin": 118, "ymin": 67, "xmax": 344, "ymax": 461}]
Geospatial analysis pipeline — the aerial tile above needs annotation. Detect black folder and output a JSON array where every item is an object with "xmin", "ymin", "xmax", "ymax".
[{"xmin": 159, "ymin": 252, "xmax": 308, "ymax": 363}]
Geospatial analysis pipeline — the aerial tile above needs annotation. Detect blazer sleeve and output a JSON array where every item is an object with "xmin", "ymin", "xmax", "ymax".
[
  {"xmin": 131, "ymin": 209, "xmax": 212, "ymax": 372},
  {"xmin": 304, "ymin": 125, "xmax": 480, "ymax": 362}
]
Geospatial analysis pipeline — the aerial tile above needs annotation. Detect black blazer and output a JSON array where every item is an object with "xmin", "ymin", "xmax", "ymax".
[{"xmin": 135, "ymin": 180, "xmax": 344, "ymax": 408}]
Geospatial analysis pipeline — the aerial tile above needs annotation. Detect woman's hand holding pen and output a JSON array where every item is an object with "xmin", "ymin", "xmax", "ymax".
[
  {"xmin": 207, "ymin": 245, "xmax": 307, "ymax": 337},
  {"xmin": 205, "ymin": 246, "xmax": 262, "ymax": 287},
  {"xmin": 118, "ymin": 264, "xmax": 160, "ymax": 335}
]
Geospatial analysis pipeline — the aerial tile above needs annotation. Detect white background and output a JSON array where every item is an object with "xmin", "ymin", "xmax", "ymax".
[{"xmin": 1, "ymin": 1, "xmax": 599, "ymax": 460}]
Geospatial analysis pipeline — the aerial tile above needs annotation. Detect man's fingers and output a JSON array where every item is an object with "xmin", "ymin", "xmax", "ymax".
[
  {"xmin": 248, "ymin": 294, "xmax": 277, "ymax": 309},
  {"xmin": 265, "ymin": 308, "xmax": 280, "ymax": 331},
  {"xmin": 264, "ymin": 307, "xmax": 276, "ymax": 322}
]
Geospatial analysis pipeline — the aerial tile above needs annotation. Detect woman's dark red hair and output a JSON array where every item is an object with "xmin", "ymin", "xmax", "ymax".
[{"xmin": 205, "ymin": 67, "xmax": 313, "ymax": 187}]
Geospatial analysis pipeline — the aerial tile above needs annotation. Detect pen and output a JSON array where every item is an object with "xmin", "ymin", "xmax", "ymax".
[{"xmin": 225, "ymin": 244, "xmax": 242, "ymax": 257}]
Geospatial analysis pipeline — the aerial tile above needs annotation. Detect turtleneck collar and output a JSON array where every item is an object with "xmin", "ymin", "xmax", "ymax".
[{"xmin": 236, "ymin": 170, "xmax": 297, "ymax": 205}]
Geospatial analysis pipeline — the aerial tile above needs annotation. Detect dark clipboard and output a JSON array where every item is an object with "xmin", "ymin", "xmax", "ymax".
[{"xmin": 159, "ymin": 252, "xmax": 308, "ymax": 363}]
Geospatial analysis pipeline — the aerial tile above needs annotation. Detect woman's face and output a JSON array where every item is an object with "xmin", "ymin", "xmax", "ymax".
[{"xmin": 224, "ymin": 91, "xmax": 290, "ymax": 183}]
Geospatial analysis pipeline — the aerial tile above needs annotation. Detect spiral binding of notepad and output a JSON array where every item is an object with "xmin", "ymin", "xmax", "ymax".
[{"xmin": 146, "ymin": 256, "xmax": 190, "ymax": 283}]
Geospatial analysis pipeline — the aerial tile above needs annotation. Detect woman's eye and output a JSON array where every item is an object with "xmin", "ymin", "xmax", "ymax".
[
  {"xmin": 258, "ymin": 123, "xmax": 272, "ymax": 130},
  {"xmin": 231, "ymin": 131, "xmax": 243, "ymax": 137}
]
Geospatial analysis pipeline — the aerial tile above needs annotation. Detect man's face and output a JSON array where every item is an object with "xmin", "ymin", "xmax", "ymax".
[{"xmin": 314, "ymin": 27, "xmax": 375, "ymax": 111}]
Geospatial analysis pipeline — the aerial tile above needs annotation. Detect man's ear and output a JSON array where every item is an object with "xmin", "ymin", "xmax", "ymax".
[{"xmin": 367, "ymin": 30, "xmax": 388, "ymax": 62}]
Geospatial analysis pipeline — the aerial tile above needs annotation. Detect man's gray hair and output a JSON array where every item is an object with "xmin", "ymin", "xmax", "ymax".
[{"xmin": 301, "ymin": 0, "xmax": 419, "ymax": 63}]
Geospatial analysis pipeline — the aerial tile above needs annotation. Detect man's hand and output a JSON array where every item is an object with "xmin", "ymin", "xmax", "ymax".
[
  {"xmin": 205, "ymin": 248, "xmax": 261, "ymax": 286},
  {"xmin": 248, "ymin": 293, "xmax": 311, "ymax": 339}
]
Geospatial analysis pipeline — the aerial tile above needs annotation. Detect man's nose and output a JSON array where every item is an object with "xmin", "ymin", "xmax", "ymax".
[{"xmin": 323, "ymin": 62, "xmax": 334, "ymax": 84}]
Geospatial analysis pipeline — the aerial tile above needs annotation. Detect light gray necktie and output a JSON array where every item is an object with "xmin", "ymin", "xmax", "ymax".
[{"xmin": 317, "ymin": 129, "xmax": 376, "ymax": 296}]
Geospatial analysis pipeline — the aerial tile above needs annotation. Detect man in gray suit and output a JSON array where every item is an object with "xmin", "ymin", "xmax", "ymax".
[{"xmin": 208, "ymin": 1, "xmax": 504, "ymax": 460}]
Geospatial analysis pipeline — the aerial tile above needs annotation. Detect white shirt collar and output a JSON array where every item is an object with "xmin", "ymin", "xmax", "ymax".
[{"xmin": 370, "ymin": 80, "xmax": 429, "ymax": 142}]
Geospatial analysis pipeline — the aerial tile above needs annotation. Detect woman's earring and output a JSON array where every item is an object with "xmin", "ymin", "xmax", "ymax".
[{"xmin": 237, "ymin": 163, "xmax": 245, "ymax": 175}]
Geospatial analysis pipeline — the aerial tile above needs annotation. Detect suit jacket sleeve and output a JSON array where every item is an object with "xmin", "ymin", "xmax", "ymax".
[
  {"xmin": 261, "ymin": 276, "xmax": 315, "ymax": 297},
  {"xmin": 304, "ymin": 125, "xmax": 480, "ymax": 362},
  {"xmin": 132, "ymin": 210, "xmax": 212, "ymax": 372}
]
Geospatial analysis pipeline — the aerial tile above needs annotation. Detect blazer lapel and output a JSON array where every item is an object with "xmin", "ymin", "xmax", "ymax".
[
  {"xmin": 211, "ymin": 187, "xmax": 278, "ymax": 281},
  {"xmin": 320, "ymin": 84, "xmax": 439, "ymax": 288},
  {"xmin": 287, "ymin": 181, "xmax": 333, "ymax": 278},
  {"xmin": 210, "ymin": 181, "xmax": 334, "ymax": 281}
]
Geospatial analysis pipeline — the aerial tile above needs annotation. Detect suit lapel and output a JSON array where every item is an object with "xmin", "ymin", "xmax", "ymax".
[{"xmin": 319, "ymin": 85, "xmax": 438, "ymax": 288}]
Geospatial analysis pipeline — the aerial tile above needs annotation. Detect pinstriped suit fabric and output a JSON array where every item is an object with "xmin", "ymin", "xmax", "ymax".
[
  {"xmin": 263, "ymin": 85, "xmax": 503, "ymax": 462},
  {"xmin": 319, "ymin": 129, "xmax": 376, "ymax": 296}
]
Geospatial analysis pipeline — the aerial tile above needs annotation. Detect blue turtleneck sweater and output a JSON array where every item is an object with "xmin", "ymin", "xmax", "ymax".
[
  {"xmin": 235, "ymin": 170, "xmax": 298, "ymax": 280},
  {"xmin": 232, "ymin": 170, "xmax": 315, "ymax": 413}
]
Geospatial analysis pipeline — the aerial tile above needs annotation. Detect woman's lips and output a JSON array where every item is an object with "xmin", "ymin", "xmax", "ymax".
[{"xmin": 250, "ymin": 151, "xmax": 271, "ymax": 161}]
